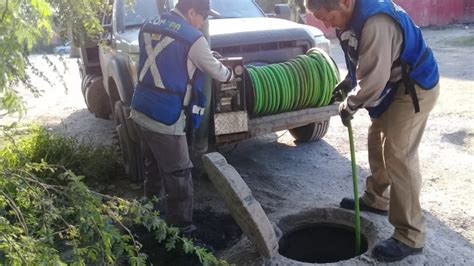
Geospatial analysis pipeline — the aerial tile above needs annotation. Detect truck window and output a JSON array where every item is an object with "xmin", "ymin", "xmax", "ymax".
[
  {"xmin": 124, "ymin": 0, "xmax": 159, "ymax": 28},
  {"xmin": 170, "ymin": 0, "xmax": 265, "ymax": 18}
]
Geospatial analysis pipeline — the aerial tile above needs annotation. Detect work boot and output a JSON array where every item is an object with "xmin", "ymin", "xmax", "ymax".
[
  {"xmin": 373, "ymin": 238, "xmax": 423, "ymax": 262},
  {"xmin": 340, "ymin": 197, "xmax": 388, "ymax": 215}
]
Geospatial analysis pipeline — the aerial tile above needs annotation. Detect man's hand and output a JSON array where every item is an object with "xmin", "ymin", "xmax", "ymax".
[
  {"xmin": 331, "ymin": 78, "xmax": 352, "ymax": 103},
  {"xmin": 339, "ymin": 100, "xmax": 357, "ymax": 127}
]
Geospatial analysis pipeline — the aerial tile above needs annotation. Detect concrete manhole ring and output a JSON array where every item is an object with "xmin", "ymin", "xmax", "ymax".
[
  {"xmin": 271, "ymin": 207, "xmax": 378, "ymax": 265},
  {"xmin": 202, "ymin": 153, "xmax": 380, "ymax": 264}
]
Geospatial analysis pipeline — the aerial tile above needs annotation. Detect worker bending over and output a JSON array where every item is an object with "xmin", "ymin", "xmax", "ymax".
[
  {"xmin": 306, "ymin": 0, "xmax": 439, "ymax": 261},
  {"xmin": 130, "ymin": 0, "xmax": 233, "ymax": 234}
]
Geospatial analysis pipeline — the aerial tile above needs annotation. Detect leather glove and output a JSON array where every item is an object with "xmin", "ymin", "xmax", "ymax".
[
  {"xmin": 211, "ymin": 50, "xmax": 223, "ymax": 59},
  {"xmin": 339, "ymin": 100, "xmax": 357, "ymax": 127},
  {"xmin": 331, "ymin": 78, "xmax": 352, "ymax": 103}
]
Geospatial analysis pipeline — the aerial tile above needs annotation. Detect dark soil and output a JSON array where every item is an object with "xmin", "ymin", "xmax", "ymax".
[{"xmin": 134, "ymin": 208, "xmax": 242, "ymax": 265}]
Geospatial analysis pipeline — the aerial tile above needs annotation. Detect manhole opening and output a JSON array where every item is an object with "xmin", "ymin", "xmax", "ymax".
[{"xmin": 278, "ymin": 223, "xmax": 368, "ymax": 263}]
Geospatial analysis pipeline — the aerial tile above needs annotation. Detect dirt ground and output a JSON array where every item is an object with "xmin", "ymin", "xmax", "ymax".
[{"xmin": 2, "ymin": 24, "xmax": 473, "ymax": 265}]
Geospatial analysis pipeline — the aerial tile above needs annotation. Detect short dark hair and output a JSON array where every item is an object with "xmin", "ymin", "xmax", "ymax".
[{"xmin": 306, "ymin": 0, "xmax": 341, "ymax": 11}]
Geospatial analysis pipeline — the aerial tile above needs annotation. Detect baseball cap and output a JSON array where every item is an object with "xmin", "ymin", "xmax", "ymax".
[{"xmin": 178, "ymin": 0, "xmax": 220, "ymax": 18}]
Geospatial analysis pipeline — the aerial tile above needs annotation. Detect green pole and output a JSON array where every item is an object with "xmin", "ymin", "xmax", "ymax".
[{"xmin": 347, "ymin": 120, "xmax": 361, "ymax": 255}]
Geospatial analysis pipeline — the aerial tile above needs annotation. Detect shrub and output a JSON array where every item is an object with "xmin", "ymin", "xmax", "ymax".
[
  {"xmin": 0, "ymin": 126, "xmax": 122, "ymax": 183},
  {"xmin": 0, "ymin": 126, "xmax": 227, "ymax": 265}
]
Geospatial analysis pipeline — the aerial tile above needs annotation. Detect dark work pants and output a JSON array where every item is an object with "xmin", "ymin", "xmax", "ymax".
[{"xmin": 138, "ymin": 127, "xmax": 194, "ymax": 227}]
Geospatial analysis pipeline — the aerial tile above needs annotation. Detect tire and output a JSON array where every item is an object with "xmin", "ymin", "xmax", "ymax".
[
  {"xmin": 114, "ymin": 101, "xmax": 144, "ymax": 182},
  {"xmin": 289, "ymin": 119, "xmax": 330, "ymax": 142},
  {"xmin": 81, "ymin": 74, "xmax": 95, "ymax": 96},
  {"xmin": 121, "ymin": 104, "xmax": 139, "ymax": 143},
  {"xmin": 83, "ymin": 75, "xmax": 112, "ymax": 119}
]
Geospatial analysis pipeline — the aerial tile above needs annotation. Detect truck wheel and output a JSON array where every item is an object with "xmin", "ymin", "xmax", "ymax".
[
  {"xmin": 289, "ymin": 119, "xmax": 330, "ymax": 142},
  {"xmin": 84, "ymin": 75, "xmax": 112, "ymax": 119},
  {"xmin": 114, "ymin": 101, "xmax": 144, "ymax": 182},
  {"xmin": 81, "ymin": 74, "xmax": 95, "ymax": 95}
]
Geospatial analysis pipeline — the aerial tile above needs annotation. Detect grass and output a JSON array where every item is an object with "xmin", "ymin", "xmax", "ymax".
[{"xmin": 0, "ymin": 125, "xmax": 123, "ymax": 185}]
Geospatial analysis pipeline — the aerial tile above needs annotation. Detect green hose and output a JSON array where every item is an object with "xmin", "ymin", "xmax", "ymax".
[
  {"xmin": 246, "ymin": 48, "xmax": 339, "ymax": 116},
  {"xmin": 347, "ymin": 112, "xmax": 361, "ymax": 255}
]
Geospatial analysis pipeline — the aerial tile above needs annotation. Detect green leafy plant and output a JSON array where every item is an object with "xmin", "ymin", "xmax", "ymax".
[
  {"xmin": 0, "ymin": 0, "xmax": 108, "ymax": 118},
  {"xmin": 1, "ymin": 125, "xmax": 121, "ymax": 183},
  {"xmin": 0, "ymin": 127, "xmax": 228, "ymax": 265}
]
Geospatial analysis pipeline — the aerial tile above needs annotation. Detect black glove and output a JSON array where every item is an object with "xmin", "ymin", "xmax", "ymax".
[
  {"xmin": 331, "ymin": 78, "xmax": 352, "ymax": 103},
  {"xmin": 339, "ymin": 101, "xmax": 354, "ymax": 127},
  {"xmin": 211, "ymin": 50, "xmax": 223, "ymax": 59}
]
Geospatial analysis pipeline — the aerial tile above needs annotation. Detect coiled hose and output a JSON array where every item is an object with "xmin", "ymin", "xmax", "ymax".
[{"xmin": 245, "ymin": 48, "xmax": 339, "ymax": 116}]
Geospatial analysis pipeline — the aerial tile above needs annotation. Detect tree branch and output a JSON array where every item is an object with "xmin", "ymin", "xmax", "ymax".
[
  {"xmin": 0, "ymin": 231, "xmax": 28, "ymax": 264},
  {"xmin": 1, "ymin": 0, "xmax": 8, "ymax": 23},
  {"xmin": 0, "ymin": 190, "xmax": 29, "ymax": 236}
]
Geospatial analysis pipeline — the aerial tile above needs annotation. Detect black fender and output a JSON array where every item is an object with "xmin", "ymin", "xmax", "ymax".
[
  {"xmin": 106, "ymin": 55, "xmax": 139, "ymax": 142},
  {"xmin": 106, "ymin": 55, "xmax": 134, "ymax": 106}
]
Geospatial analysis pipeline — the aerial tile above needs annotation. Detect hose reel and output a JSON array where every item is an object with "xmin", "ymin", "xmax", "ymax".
[
  {"xmin": 213, "ymin": 48, "xmax": 339, "ymax": 137},
  {"xmin": 245, "ymin": 48, "xmax": 339, "ymax": 117}
]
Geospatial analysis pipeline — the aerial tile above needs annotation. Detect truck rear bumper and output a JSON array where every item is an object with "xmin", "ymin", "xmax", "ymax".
[{"xmin": 214, "ymin": 104, "xmax": 339, "ymax": 144}]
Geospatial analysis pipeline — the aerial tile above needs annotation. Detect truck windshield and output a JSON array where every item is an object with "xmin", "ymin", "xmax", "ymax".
[
  {"xmin": 171, "ymin": 0, "xmax": 265, "ymax": 18},
  {"xmin": 124, "ymin": 0, "xmax": 159, "ymax": 27},
  {"xmin": 124, "ymin": 0, "xmax": 265, "ymax": 28}
]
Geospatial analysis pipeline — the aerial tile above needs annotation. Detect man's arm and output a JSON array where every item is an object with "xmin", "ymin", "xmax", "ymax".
[
  {"xmin": 345, "ymin": 14, "xmax": 403, "ymax": 110},
  {"xmin": 188, "ymin": 37, "xmax": 233, "ymax": 82}
]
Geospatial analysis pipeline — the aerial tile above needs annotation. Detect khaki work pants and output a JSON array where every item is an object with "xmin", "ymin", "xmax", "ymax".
[
  {"xmin": 138, "ymin": 127, "xmax": 194, "ymax": 227},
  {"xmin": 361, "ymin": 83, "xmax": 440, "ymax": 248}
]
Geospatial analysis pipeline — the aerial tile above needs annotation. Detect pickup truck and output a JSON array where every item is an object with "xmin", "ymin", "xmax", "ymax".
[{"xmin": 78, "ymin": 0, "xmax": 338, "ymax": 181}]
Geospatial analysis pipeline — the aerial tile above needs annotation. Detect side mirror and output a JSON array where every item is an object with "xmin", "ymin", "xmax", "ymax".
[
  {"xmin": 103, "ymin": 24, "xmax": 112, "ymax": 32},
  {"xmin": 274, "ymin": 4, "xmax": 291, "ymax": 21},
  {"xmin": 101, "ymin": 24, "xmax": 113, "ymax": 45}
]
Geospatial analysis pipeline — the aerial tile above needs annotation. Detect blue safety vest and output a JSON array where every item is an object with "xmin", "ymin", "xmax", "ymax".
[
  {"xmin": 338, "ymin": 0, "xmax": 439, "ymax": 117},
  {"xmin": 131, "ymin": 12, "xmax": 206, "ymax": 128}
]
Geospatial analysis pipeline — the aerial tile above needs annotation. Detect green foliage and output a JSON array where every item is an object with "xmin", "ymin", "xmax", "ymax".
[
  {"xmin": 0, "ymin": 127, "xmax": 228, "ymax": 265},
  {"xmin": 0, "ymin": 126, "xmax": 121, "ymax": 183},
  {"xmin": 0, "ymin": 0, "xmax": 108, "ymax": 118}
]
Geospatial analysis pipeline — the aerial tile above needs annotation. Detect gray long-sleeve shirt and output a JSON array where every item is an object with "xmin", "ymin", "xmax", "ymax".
[
  {"xmin": 345, "ymin": 13, "xmax": 403, "ymax": 110},
  {"xmin": 131, "ymin": 9, "xmax": 232, "ymax": 135}
]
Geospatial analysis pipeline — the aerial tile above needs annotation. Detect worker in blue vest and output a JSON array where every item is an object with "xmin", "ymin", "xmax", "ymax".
[
  {"xmin": 130, "ymin": 0, "xmax": 233, "ymax": 234},
  {"xmin": 307, "ymin": 0, "xmax": 439, "ymax": 262}
]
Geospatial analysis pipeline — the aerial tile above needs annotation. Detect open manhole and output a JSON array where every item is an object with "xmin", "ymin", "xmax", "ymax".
[
  {"xmin": 278, "ymin": 223, "xmax": 368, "ymax": 263},
  {"xmin": 202, "ymin": 153, "xmax": 377, "ymax": 263}
]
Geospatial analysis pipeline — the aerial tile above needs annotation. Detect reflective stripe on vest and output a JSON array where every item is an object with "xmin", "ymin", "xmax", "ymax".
[
  {"xmin": 138, "ymin": 33, "xmax": 174, "ymax": 89},
  {"xmin": 131, "ymin": 12, "xmax": 207, "ymax": 128},
  {"xmin": 192, "ymin": 105, "xmax": 205, "ymax": 116}
]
